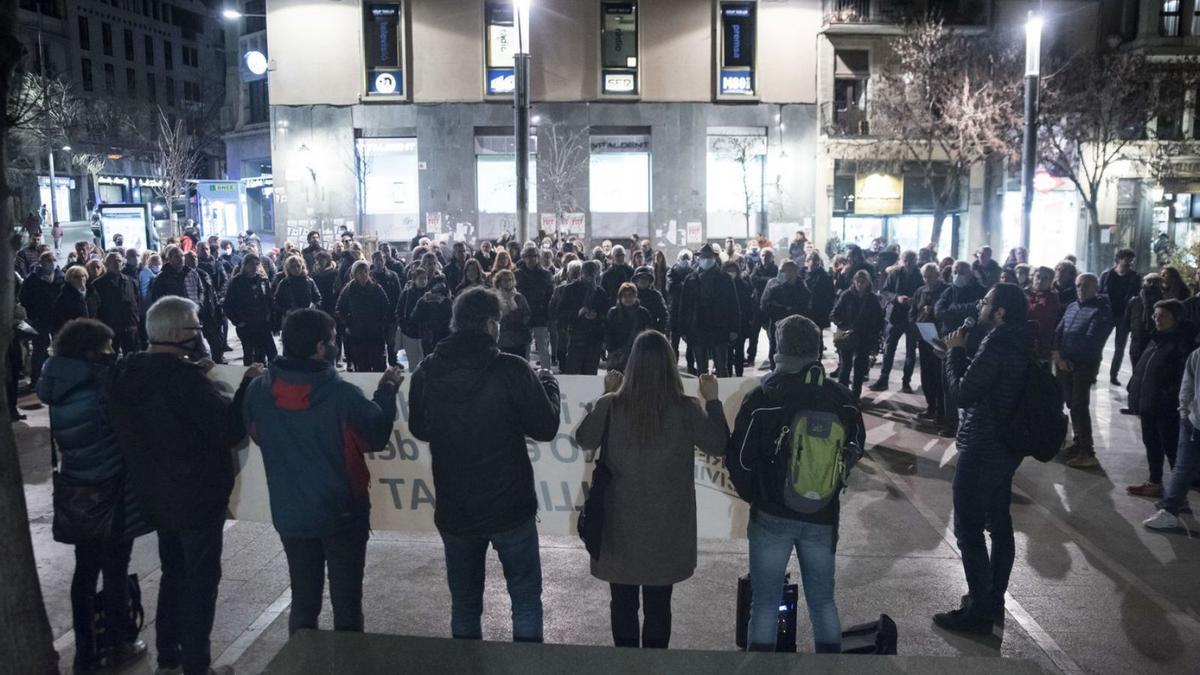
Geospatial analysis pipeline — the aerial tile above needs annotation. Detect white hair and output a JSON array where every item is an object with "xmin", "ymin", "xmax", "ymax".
[
  {"xmin": 146, "ymin": 296, "xmax": 200, "ymax": 343},
  {"xmin": 677, "ymin": 250, "xmax": 692, "ymax": 263},
  {"xmin": 611, "ymin": 245, "xmax": 626, "ymax": 257}
]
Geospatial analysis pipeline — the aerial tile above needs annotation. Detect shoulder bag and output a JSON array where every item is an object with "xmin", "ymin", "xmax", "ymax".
[
  {"xmin": 51, "ymin": 422, "xmax": 121, "ymax": 545},
  {"xmin": 577, "ymin": 407, "xmax": 613, "ymax": 560}
]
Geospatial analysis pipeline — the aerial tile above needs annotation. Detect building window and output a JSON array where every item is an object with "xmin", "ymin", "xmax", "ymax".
[
  {"xmin": 102, "ymin": 22, "xmax": 113, "ymax": 56},
  {"xmin": 245, "ymin": 0, "xmax": 266, "ymax": 33},
  {"xmin": 356, "ymin": 138, "xmax": 420, "ymax": 240},
  {"xmin": 484, "ymin": 0, "xmax": 517, "ymax": 96},
  {"xmin": 705, "ymin": 132, "xmax": 765, "ymax": 239},
  {"xmin": 248, "ymin": 79, "xmax": 269, "ymax": 123},
  {"xmin": 165, "ymin": 76, "xmax": 175, "ymax": 105},
  {"xmin": 1162, "ymin": 0, "xmax": 1183, "ymax": 37},
  {"xmin": 126, "ymin": 67, "xmax": 136, "ymax": 96},
  {"xmin": 152, "ymin": 0, "xmax": 160, "ymax": 20},
  {"xmin": 831, "ymin": 50, "xmax": 870, "ymax": 136},
  {"xmin": 104, "ymin": 63, "xmax": 116, "ymax": 94},
  {"xmin": 145, "ymin": 35, "xmax": 154, "ymax": 65},
  {"xmin": 143, "ymin": 0, "xmax": 149, "ymax": 16},
  {"xmin": 164, "ymin": 39, "xmax": 173, "ymax": 69},
  {"xmin": 124, "ymin": 29, "xmax": 135, "ymax": 60},
  {"xmin": 716, "ymin": 1, "xmax": 757, "ymax": 98},
  {"xmin": 589, "ymin": 134, "xmax": 651, "ymax": 237},
  {"xmin": 475, "ymin": 134, "xmax": 537, "ymax": 239},
  {"xmin": 78, "ymin": 16, "xmax": 90, "ymax": 51},
  {"xmin": 146, "ymin": 73, "xmax": 157, "ymax": 103},
  {"xmin": 363, "ymin": 2, "xmax": 406, "ymax": 97},
  {"xmin": 600, "ymin": 2, "xmax": 638, "ymax": 96},
  {"xmin": 1158, "ymin": 82, "xmax": 1186, "ymax": 140},
  {"xmin": 81, "ymin": 58, "xmax": 93, "ymax": 91}
]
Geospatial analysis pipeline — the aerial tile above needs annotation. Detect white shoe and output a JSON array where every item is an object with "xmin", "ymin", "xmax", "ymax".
[{"xmin": 1143, "ymin": 509, "xmax": 1180, "ymax": 531}]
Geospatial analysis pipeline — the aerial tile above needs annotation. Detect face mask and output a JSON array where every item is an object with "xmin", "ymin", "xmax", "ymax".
[
  {"xmin": 698, "ymin": 258, "xmax": 716, "ymax": 271},
  {"xmin": 151, "ymin": 333, "xmax": 210, "ymax": 362},
  {"xmin": 149, "ymin": 264, "xmax": 161, "ymax": 274},
  {"xmin": 94, "ymin": 353, "xmax": 118, "ymax": 367},
  {"xmin": 953, "ymin": 273, "xmax": 971, "ymax": 288}
]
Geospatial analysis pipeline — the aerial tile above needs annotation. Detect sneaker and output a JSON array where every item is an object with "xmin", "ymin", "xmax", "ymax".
[
  {"xmin": 900, "ymin": 383, "xmax": 915, "ymax": 394},
  {"xmin": 868, "ymin": 379, "xmax": 889, "ymax": 392},
  {"xmin": 757, "ymin": 362, "xmax": 772, "ymax": 371},
  {"xmin": 1143, "ymin": 509, "xmax": 1181, "ymax": 530},
  {"xmin": 1126, "ymin": 482, "xmax": 1163, "ymax": 498},
  {"xmin": 933, "ymin": 607, "xmax": 993, "ymax": 635},
  {"xmin": 1066, "ymin": 453, "xmax": 1101, "ymax": 469}
]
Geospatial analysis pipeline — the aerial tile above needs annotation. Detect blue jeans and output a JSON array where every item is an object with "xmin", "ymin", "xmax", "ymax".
[
  {"xmin": 438, "ymin": 518, "xmax": 543, "ymax": 642},
  {"xmin": 953, "ymin": 452, "xmax": 1021, "ymax": 615},
  {"xmin": 1159, "ymin": 419, "xmax": 1200, "ymax": 515},
  {"xmin": 747, "ymin": 509, "xmax": 841, "ymax": 652}
]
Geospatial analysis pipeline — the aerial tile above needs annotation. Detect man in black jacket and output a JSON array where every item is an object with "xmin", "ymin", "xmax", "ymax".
[
  {"xmin": 19, "ymin": 252, "xmax": 62, "ymax": 386},
  {"xmin": 748, "ymin": 249, "xmax": 779, "ymax": 368},
  {"xmin": 934, "ymin": 283, "xmax": 1030, "ymax": 635},
  {"xmin": 680, "ymin": 245, "xmax": 739, "ymax": 377},
  {"xmin": 633, "ymin": 265, "xmax": 668, "ymax": 332},
  {"xmin": 760, "ymin": 260, "xmax": 810, "ymax": 370},
  {"xmin": 1099, "ymin": 248, "xmax": 1141, "ymax": 386},
  {"xmin": 224, "ymin": 254, "xmax": 278, "ymax": 365},
  {"xmin": 301, "ymin": 230, "xmax": 324, "ymax": 271},
  {"xmin": 89, "ymin": 253, "xmax": 141, "ymax": 355},
  {"xmin": 666, "ymin": 251, "xmax": 694, "ymax": 370},
  {"xmin": 556, "ymin": 261, "xmax": 610, "ymax": 375},
  {"xmin": 516, "ymin": 245, "xmax": 555, "ymax": 368},
  {"xmin": 408, "ymin": 288, "xmax": 560, "ymax": 643},
  {"xmin": 872, "ymin": 250, "xmax": 924, "ymax": 393},
  {"xmin": 371, "ymin": 251, "xmax": 403, "ymax": 366},
  {"xmin": 600, "ymin": 245, "xmax": 635, "ymax": 308},
  {"xmin": 108, "ymin": 296, "xmax": 262, "ymax": 675}
]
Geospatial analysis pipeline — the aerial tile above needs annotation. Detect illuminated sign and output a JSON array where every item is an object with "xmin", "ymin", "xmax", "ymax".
[
  {"xmin": 718, "ymin": 1, "xmax": 756, "ymax": 97},
  {"xmin": 244, "ymin": 50, "xmax": 268, "ymax": 76},
  {"xmin": 854, "ymin": 173, "xmax": 904, "ymax": 215},
  {"xmin": 487, "ymin": 68, "xmax": 515, "ymax": 95},
  {"xmin": 485, "ymin": 1, "xmax": 516, "ymax": 96},
  {"xmin": 370, "ymin": 70, "xmax": 401, "ymax": 94},
  {"xmin": 720, "ymin": 69, "xmax": 753, "ymax": 95},
  {"xmin": 364, "ymin": 3, "xmax": 405, "ymax": 97},
  {"xmin": 601, "ymin": 2, "xmax": 639, "ymax": 96},
  {"xmin": 603, "ymin": 72, "xmax": 636, "ymax": 94}
]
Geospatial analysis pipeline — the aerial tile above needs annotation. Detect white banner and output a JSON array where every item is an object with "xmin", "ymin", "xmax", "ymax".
[{"xmin": 213, "ymin": 368, "xmax": 759, "ymax": 540}]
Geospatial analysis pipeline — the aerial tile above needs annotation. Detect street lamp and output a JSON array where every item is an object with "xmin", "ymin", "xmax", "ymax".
[
  {"xmin": 1021, "ymin": 11, "xmax": 1043, "ymax": 255},
  {"xmin": 513, "ymin": 0, "xmax": 532, "ymax": 243}
]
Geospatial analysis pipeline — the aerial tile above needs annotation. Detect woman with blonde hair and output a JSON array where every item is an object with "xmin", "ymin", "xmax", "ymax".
[
  {"xmin": 491, "ymin": 249, "xmax": 514, "ymax": 277},
  {"xmin": 574, "ymin": 330, "xmax": 728, "ymax": 649},
  {"xmin": 493, "ymin": 268, "xmax": 532, "ymax": 359}
]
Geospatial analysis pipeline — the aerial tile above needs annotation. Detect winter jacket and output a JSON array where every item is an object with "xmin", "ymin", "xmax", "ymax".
[
  {"xmin": 312, "ymin": 267, "xmax": 340, "ymax": 316},
  {"xmin": 224, "ymin": 274, "xmax": 274, "ymax": 330},
  {"xmin": 935, "ymin": 279, "xmax": 986, "ymax": 334},
  {"xmin": 516, "ymin": 265, "xmax": 555, "ymax": 327},
  {"xmin": 396, "ymin": 283, "xmax": 427, "ymax": 340},
  {"xmin": 52, "ymin": 287, "xmax": 90, "ymax": 332},
  {"xmin": 805, "ymin": 268, "xmax": 835, "ymax": 329},
  {"xmin": 831, "ymin": 289, "xmax": 885, "ymax": 351},
  {"xmin": 107, "ymin": 353, "xmax": 251, "ymax": 531},
  {"xmin": 944, "ymin": 321, "xmax": 1033, "ymax": 457},
  {"xmin": 881, "ymin": 266, "xmax": 923, "ymax": 326},
  {"xmin": 1129, "ymin": 288, "xmax": 1164, "ymax": 365},
  {"xmin": 600, "ymin": 264, "xmax": 635, "ymax": 308},
  {"xmin": 1057, "ymin": 285, "xmax": 1078, "ymax": 309},
  {"xmin": 972, "ymin": 259, "xmax": 1002, "ymax": 289},
  {"xmin": 410, "ymin": 287, "xmax": 453, "ymax": 353},
  {"xmin": 1127, "ymin": 326, "xmax": 1196, "ymax": 416},
  {"xmin": 138, "ymin": 267, "xmax": 158, "ymax": 300},
  {"xmin": 1099, "ymin": 268, "xmax": 1142, "ymax": 323},
  {"xmin": 605, "ymin": 302, "xmax": 653, "ymax": 369},
  {"xmin": 19, "ymin": 265, "xmax": 63, "ymax": 329},
  {"xmin": 273, "ymin": 275, "xmax": 322, "ymax": 315},
  {"xmin": 909, "ymin": 281, "xmax": 946, "ymax": 326},
  {"xmin": 337, "ymin": 281, "xmax": 392, "ymax": 343},
  {"xmin": 443, "ymin": 258, "xmax": 465, "ymax": 296},
  {"xmin": 88, "ymin": 272, "xmax": 140, "ymax": 334},
  {"xmin": 557, "ymin": 279, "xmax": 610, "ymax": 345},
  {"xmin": 244, "ymin": 358, "xmax": 398, "ymax": 538},
  {"xmin": 148, "ymin": 263, "xmax": 204, "ymax": 306},
  {"xmin": 497, "ymin": 291, "xmax": 532, "ymax": 351},
  {"xmin": 637, "ymin": 287, "xmax": 669, "ymax": 333},
  {"xmin": 38, "ymin": 356, "xmax": 149, "ymax": 541},
  {"xmin": 371, "ymin": 266, "xmax": 403, "ymax": 321},
  {"xmin": 301, "ymin": 244, "xmax": 324, "ymax": 272},
  {"xmin": 680, "ymin": 266, "xmax": 740, "ymax": 339},
  {"xmin": 666, "ymin": 262, "xmax": 692, "ymax": 331},
  {"xmin": 761, "ymin": 277, "xmax": 811, "ymax": 325},
  {"xmin": 1055, "ymin": 296, "xmax": 1114, "ymax": 366},
  {"xmin": 408, "ymin": 331, "xmax": 561, "ymax": 536},
  {"xmin": 15, "ymin": 246, "xmax": 42, "ymax": 277},
  {"xmin": 1026, "ymin": 289, "xmax": 1062, "ymax": 362},
  {"xmin": 750, "ymin": 262, "xmax": 779, "ymax": 321}
]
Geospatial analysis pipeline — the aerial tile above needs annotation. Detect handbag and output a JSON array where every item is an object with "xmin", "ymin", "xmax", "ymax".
[
  {"xmin": 576, "ymin": 408, "xmax": 613, "ymax": 560},
  {"xmin": 51, "ymin": 426, "xmax": 121, "ymax": 545}
]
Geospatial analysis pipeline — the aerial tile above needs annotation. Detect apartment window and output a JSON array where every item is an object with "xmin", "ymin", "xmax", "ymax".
[
  {"xmin": 78, "ymin": 16, "xmax": 90, "ymax": 51},
  {"xmin": 245, "ymin": 0, "xmax": 266, "ymax": 33},
  {"xmin": 102, "ymin": 22, "xmax": 113, "ymax": 56},
  {"xmin": 152, "ymin": 0, "xmax": 160, "ymax": 20},
  {"xmin": 589, "ymin": 134, "xmax": 651, "ymax": 237},
  {"xmin": 143, "ymin": 0, "xmax": 149, "ymax": 16},
  {"xmin": 706, "ymin": 132, "xmax": 765, "ymax": 239},
  {"xmin": 1162, "ymin": 1, "xmax": 1183, "ymax": 36},
  {"xmin": 163, "ymin": 3, "xmax": 171, "ymax": 22},
  {"xmin": 144, "ymin": 35, "xmax": 154, "ymax": 65},
  {"xmin": 363, "ymin": 2, "xmax": 406, "ymax": 96},
  {"xmin": 248, "ymin": 79, "xmax": 269, "ymax": 123},
  {"xmin": 104, "ymin": 63, "xmax": 116, "ymax": 94},
  {"xmin": 600, "ymin": 2, "xmax": 638, "ymax": 96},
  {"xmin": 146, "ymin": 74, "xmax": 157, "ymax": 103},
  {"xmin": 165, "ymin": 76, "xmax": 175, "ymax": 105},
  {"xmin": 832, "ymin": 50, "xmax": 869, "ymax": 136},
  {"xmin": 81, "ymin": 58, "xmax": 93, "ymax": 91},
  {"xmin": 475, "ymin": 134, "xmax": 537, "ymax": 238},
  {"xmin": 126, "ymin": 67, "xmax": 136, "ymax": 96},
  {"xmin": 124, "ymin": 29, "xmax": 135, "ymax": 60},
  {"xmin": 164, "ymin": 40, "xmax": 173, "ymax": 69},
  {"xmin": 357, "ymin": 138, "xmax": 420, "ymax": 240},
  {"xmin": 1158, "ymin": 82, "xmax": 1186, "ymax": 140}
]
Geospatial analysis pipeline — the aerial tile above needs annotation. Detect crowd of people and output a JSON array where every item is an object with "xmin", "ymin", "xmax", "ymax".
[{"xmin": 20, "ymin": 224, "xmax": 1200, "ymax": 671}]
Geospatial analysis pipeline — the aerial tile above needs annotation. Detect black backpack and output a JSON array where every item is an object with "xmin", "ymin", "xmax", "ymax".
[{"xmin": 1002, "ymin": 358, "xmax": 1068, "ymax": 463}]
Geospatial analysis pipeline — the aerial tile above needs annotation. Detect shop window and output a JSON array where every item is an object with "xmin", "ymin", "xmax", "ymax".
[
  {"xmin": 706, "ymin": 133, "xmax": 765, "ymax": 239},
  {"xmin": 1162, "ymin": 0, "xmax": 1183, "ymax": 37},
  {"xmin": 475, "ymin": 134, "xmax": 537, "ymax": 239},
  {"xmin": 363, "ymin": 2, "xmax": 407, "ymax": 97},
  {"xmin": 357, "ymin": 138, "xmax": 420, "ymax": 241},
  {"xmin": 600, "ymin": 2, "xmax": 638, "ymax": 96},
  {"xmin": 248, "ymin": 80, "xmax": 269, "ymax": 124},
  {"xmin": 589, "ymin": 134, "xmax": 650, "ymax": 238}
]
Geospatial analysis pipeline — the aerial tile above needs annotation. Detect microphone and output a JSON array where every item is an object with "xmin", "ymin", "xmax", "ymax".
[{"xmin": 960, "ymin": 316, "xmax": 977, "ymax": 333}]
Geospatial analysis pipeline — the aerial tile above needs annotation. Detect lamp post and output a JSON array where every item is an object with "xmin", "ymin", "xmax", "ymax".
[
  {"xmin": 1021, "ymin": 12, "xmax": 1043, "ymax": 255},
  {"xmin": 513, "ymin": 0, "xmax": 532, "ymax": 243}
]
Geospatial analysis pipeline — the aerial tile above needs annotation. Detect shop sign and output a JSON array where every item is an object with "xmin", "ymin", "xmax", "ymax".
[
  {"xmin": 854, "ymin": 173, "xmax": 903, "ymax": 215},
  {"xmin": 369, "ymin": 70, "xmax": 402, "ymax": 95},
  {"xmin": 590, "ymin": 135, "xmax": 649, "ymax": 153},
  {"xmin": 603, "ymin": 72, "xmax": 636, "ymax": 94},
  {"xmin": 720, "ymin": 68, "xmax": 754, "ymax": 95},
  {"xmin": 486, "ymin": 68, "xmax": 515, "ymax": 95}
]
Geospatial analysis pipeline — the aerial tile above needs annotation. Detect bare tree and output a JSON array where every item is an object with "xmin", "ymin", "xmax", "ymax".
[
  {"xmin": 1038, "ymin": 52, "xmax": 1200, "ymax": 269},
  {"xmin": 0, "ymin": 0, "xmax": 61, "ymax": 669},
  {"xmin": 6, "ymin": 71, "xmax": 79, "ymax": 148},
  {"xmin": 154, "ymin": 107, "xmax": 202, "ymax": 236},
  {"xmin": 539, "ymin": 122, "xmax": 588, "ymax": 240},
  {"xmin": 710, "ymin": 135, "xmax": 766, "ymax": 238},
  {"xmin": 869, "ymin": 18, "xmax": 1020, "ymax": 249}
]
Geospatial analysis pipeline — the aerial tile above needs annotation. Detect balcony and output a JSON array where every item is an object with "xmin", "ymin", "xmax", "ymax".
[
  {"xmin": 821, "ymin": 100, "xmax": 872, "ymax": 138},
  {"xmin": 822, "ymin": 0, "xmax": 989, "ymax": 34}
]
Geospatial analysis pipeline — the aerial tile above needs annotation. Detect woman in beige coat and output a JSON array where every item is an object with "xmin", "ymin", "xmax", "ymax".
[{"xmin": 574, "ymin": 330, "xmax": 729, "ymax": 649}]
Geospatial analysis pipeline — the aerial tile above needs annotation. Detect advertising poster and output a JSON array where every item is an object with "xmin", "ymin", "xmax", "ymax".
[
  {"xmin": 686, "ymin": 222, "xmax": 703, "ymax": 245},
  {"xmin": 98, "ymin": 204, "xmax": 152, "ymax": 251}
]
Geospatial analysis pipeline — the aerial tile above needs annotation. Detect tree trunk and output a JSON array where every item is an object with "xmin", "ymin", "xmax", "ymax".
[
  {"xmin": 0, "ymin": 0, "xmax": 61, "ymax": 670},
  {"xmin": 929, "ymin": 203, "xmax": 948, "ymax": 253},
  {"xmin": 1085, "ymin": 200, "xmax": 1102, "ymax": 274}
]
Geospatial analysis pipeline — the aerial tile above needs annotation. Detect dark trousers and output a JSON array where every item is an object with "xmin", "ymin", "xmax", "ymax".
[
  {"xmin": 384, "ymin": 320, "xmax": 399, "ymax": 367},
  {"xmin": 747, "ymin": 319, "xmax": 762, "ymax": 364},
  {"xmin": 111, "ymin": 327, "xmax": 140, "ymax": 356},
  {"xmin": 563, "ymin": 339, "xmax": 603, "ymax": 375},
  {"xmin": 1142, "ymin": 411, "xmax": 1180, "ymax": 484},
  {"xmin": 917, "ymin": 340, "xmax": 943, "ymax": 416},
  {"xmin": 7, "ymin": 340, "xmax": 22, "ymax": 413},
  {"xmin": 610, "ymin": 583, "xmax": 673, "ymax": 649},
  {"xmin": 71, "ymin": 538, "xmax": 135, "ymax": 668},
  {"xmin": 880, "ymin": 322, "xmax": 917, "ymax": 385},
  {"xmin": 280, "ymin": 525, "xmax": 369, "ymax": 635},
  {"xmin": 671, "ymin": 331, "xmax": 696, "ymax": 374},
  {"xmin": 767, "ymin": 321, "xmax": 779, "ymax": 368},
  {"xmin": 236, "ymin": 325, "xmax": 277, "ymax": 366},
  {"xmin": 836, "ymin": 345, "xmax": 871, "ymax": 393},
  {"xmin": 156, "ymin": 518, "xmax": 224, "ymax": 675},
  {"xmin": 30, "ymin": 328, "xmax": 50, "ymax": 385},
  {"xmin": 692, "ymin": 334, "xmax": 731, "ymax": 377},
  {"xmin": 729, "ymin": 334, "xmax": 748, "ymax": 377},
  {"xmin": 345, "ymin": 339, "xmax": 386, "ymax": 372},
  {"xmin": 1056, "ymin": 360, "xmax": 1100, "ymax": 453},
  {"xmin": 953, "ymin": 453, "xmax": 1021, "ymax": 616},
  {"xmin": 942, "ymin": 367, "xmax": 960, "ymax": 433},
  {"xmin": 1110, "ymin": 317, "xmax": 1130, "ymax": 380},
  {"xmin": 438, "ymin": 518, "xmax": 543, "ymax": 642}
]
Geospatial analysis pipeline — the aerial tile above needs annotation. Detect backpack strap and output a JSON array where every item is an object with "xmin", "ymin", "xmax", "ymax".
[{"xmin": 803, "ymin": 363, "xmax": 826, "ymax": 387}]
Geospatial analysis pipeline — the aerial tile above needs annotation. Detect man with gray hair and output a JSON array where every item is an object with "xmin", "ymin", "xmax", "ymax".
[
  {"xmin": 108, "ymin": 296, "xmax": 264, "ymax": 675},
  {"xmin": 1055, "ymin": 272, "xmax": 1114, "ymax": 468},
  {"xmin": 600, "ymin": 244, "xmax": 634, "ymax": 309},
  {"xmin": 727, "ymin": 315, "xmax": 864, "ymax": 653}
]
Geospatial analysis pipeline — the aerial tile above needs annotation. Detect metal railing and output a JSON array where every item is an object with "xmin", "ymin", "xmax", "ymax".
[{"xmin": 820, "ymin": 100, "xmax": 872, "ymax": 137}]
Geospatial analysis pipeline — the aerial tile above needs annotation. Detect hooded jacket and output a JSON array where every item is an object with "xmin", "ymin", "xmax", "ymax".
[
  {"xmin": 410, "ymin": 285, "xmax": 453, "ymax": 352},
  {"xmin": 408, "ymin": 331, "xmax": 561, "ymax": 535},
  {"xmin": 944, "ymin": 321, "xmax": 1032, "ymax": 457},
  {"xmin": 107, "ymin": 353, "xmax": 251, "ymax": 531},
  {"xmin": 1055, "ymin": 296, "xmax": 1114, "ymax": 365},
  {"xmin": 761, "ymin": 276, "xmax": 811, "ymax": 324},
  {"xmin": 244, "ymin": 358, "xmax": 398, "ymax": 538}
]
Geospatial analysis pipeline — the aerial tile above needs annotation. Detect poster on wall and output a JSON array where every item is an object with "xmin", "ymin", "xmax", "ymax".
[
  {"xmin": 541, "ymin": 213, "xmax": 557, "ymax": 233},
  {"xmin": 686, "ymin": 222, "xmax": 703, "ymax": 244},
  {"xmin": 565, "ymin": 212, "xmax": 586, "ymax": 236}
]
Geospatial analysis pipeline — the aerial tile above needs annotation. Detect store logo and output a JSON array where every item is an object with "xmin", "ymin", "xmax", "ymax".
[
  {"xmin": 374, "ymin": 72, "xmax": 398, "ymax": 94},
  {"xmin": 488, "ymin": 69, "xmax": 515, "ymax": 95},
  {"xmin": 721, "ymin": 69, "xmax": 753, "ymax": 95},
  {"xmin": 604, "ymin": 72, "xmax": 635, "ymax": 93}
]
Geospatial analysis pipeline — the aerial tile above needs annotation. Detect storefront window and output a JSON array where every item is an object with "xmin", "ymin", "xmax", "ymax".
[
  {"xmin": 476, "ymin": 134, "xmax": 537, "ymax": 240},
  {"xmin": 1002, "ymin": 190, "xmax": 1079, "ymax": 268},
  {"xmin": 706, "ymin": 134, "xmax": 765, "ymax": 240},
  {"xmin": 589, "ymin": 134, "xmax": 650, "ymax": 238},
  {"xmin": 357, "ymin": 138, "xmax": 419, "ymax": 241}
]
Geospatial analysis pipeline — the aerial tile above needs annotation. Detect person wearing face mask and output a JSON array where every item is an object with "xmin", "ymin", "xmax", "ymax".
[
  {"xmin": 408, "ymin": 288, "xmax": 561, "ymax": 644},
  {"xmin": 244, "ymin": 309, "xmax": 403, "ymax": 636},
  {"xmin": 1026, "ymin": 267, "xmax": 1062, "ymax": 364},
  {"xmin": 225, "ymin": 254, "xmax": 278, "ymax": 366},
  {"xmin": 53, "ymin": 266, "xmax": 92, "ymax": 333},
  {"xmin": 1054, "ymin": 273, "xmax": 1114, "ymax": 469},
  {"xmin": 760, "ymin": 260, "xmax": 811, "ymax": 371},
  {"xmin": 831, "ymin": 270, "xmax": 885, "ymax": 399},
  {"xmin": 666, "ymin": 251, "xmax": 695, "ymax": 372},
  {"xmin": 1128, "ymin": 274, "xmax": 1165, "ymax": 368},
  {"xmin": 680, "ymin": 245, "xmax": 740, "ymax": 377},
  {"xmin": 494, "ymin": 269, "xmax": 532, "ymax": 360},
  {"xmin": 749, "ymin": 249, "xmax": 779, "ymax": 368},
  {"xmin": 632, "ymin": 266, "xmax": 668, "ymax": 334},
  {"xmin": 397, "ymin": 267, "xmax": 430, "ymax": 366},
  {"xmin": 88, "ymin": 252, "xmax": 142, "ymax": 356},
  {"xmin": 107, "ymin": 297, "xmax": 263, "ymax": 675},
  {"xmin": 148, "ymin": 245, "xmax": 205, "ymax": 312},
  {"xmin": 605, "ymin": 283, "xmax": 653, "ymax": 372},
  {"xmin": 411, "ymin": 277, "xmax": 454, "ymax": 357},
  {"xmin": 139, "ymin": 253, "xmax": 161, "ymax": 301},
  {"xmin": 935, "ymin": 260, "xmax": 987, "ymax": 337},
  {"xmin": 19, "ymin": 250, "xmax": 64, "ymax": 387},
  {"xmin": 337, "ymin": 260, "xmax": 393, "ymax": 372}
]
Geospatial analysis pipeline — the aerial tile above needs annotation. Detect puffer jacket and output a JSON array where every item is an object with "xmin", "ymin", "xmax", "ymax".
[
  {"xmin": 274, "ymin": 274, "xmax": 322, "ymax": 315},
  {"xmin": 411, "ymin": 286, "xmax": 453, "ymax": 353},
  {"xmin": 944, "ymin": 321, "xmax": 1032, "ymax": 457},
  {"xmin": 337, "ymin": 280, "xmax": 392, "ymax": 343},
  {"xmin": 39, "ymin": 356, "xmax": 149, "ymax": 540},
  {"xmin": 1127, "ymin": 325, "xmax": 1196, "ymax": 416},
  {"xmin": 1055, "ymin": 296, "xmax": 1114, "ymax": 365},
  {"xmin": 224, "ymin": 273, "xmax": 274, "ymax": 329},
  {"xmin": 831, "ymin": 289, "xmax": 885, "ymax": 351},
  {"xmin": 516, "ymin": 265, "xmax": 555, "ymax": 327},
  {"xmin": 805, "ymin": 268, "xmax": 836, "ymax": 328},
  {"xmin": 605, "ymin": 302, "xmax": 653, "ymax": 369},
  {"xmin": 408, "ymin": 330, "xmax": 560, "ymax": 535}
]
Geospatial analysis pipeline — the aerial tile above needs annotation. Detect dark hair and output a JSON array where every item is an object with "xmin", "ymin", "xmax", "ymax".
[
  {"xmin": 1114, "ymin": 248, "xmax": 1135, "ymax": 262},
  {"xmin": 451, "ymin": 287, "xmax": 501, "ymax": 334},
  {"xmin": 989, "ymin": 283, "xmax": 1029, "ymax": 325},
  {"xmin": 1154, "ymin": 298, "xmax": 1185, "ymax": 322},
  {"xmin": 282, "ymin": 309, "xmax": 336, "ymax": 359},
  {"xmin": 52, "ymin": 319, "xmax": 114, "ymax": 359},
  {"xmin": 614, "ymin": 330, "xmax": 688, "ymax": 445}
]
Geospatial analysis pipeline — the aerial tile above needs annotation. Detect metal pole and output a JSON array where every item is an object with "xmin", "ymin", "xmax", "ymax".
[
  {"xmin": 514, "ymin": 53, "xmax": 531, "ymax": 244},
  {"xmin": 1021, "ymin": 75, "xmax": 1040, "ymax": 255},
  {"xmin": 47, "ymin": 150, "xmax": 59, "ymax": 229}
]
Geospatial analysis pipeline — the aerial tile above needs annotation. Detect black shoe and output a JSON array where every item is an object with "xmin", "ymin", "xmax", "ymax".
[
  {"xmin": 933, "ymin": 607, "xmax": 994, "ymax": 635},
  {"xmin": 1110, "ymin": 376, "xmax": 1121, "ymax": 386},
  {"xmin": 868, "ymin": 379, "xmax": 889, "ymax": 392},
  {"xmin": 900, "ymin": 383, "xmax": 915, "ymax": 394},
  {"xmin": 918, "ymin": 409, "xmax": 938, "ymax": 420},
  {"xmin": 960, "ymin": 594, "xmax": 1004, "ymax": 623}
]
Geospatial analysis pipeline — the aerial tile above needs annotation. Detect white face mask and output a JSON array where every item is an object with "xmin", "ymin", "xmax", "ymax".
[
  {"xmin": 698, "ymin": 258, "xmax": 716, "ymax": 271},
  {"xmin": 953, "ymin": 273, "xmax": 971, "ymax": 288}
]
